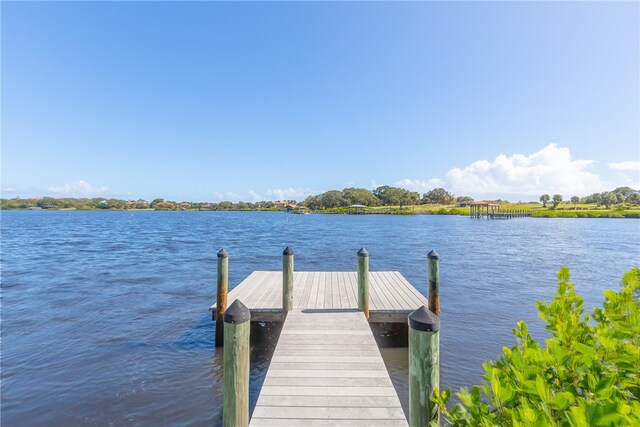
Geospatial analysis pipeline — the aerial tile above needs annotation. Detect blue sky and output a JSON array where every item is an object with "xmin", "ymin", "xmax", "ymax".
[{"xmin": 2, "ymin": 2, "xmax": 638, "ymax": 202}]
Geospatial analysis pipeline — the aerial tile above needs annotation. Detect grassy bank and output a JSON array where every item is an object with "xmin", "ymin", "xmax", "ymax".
[{"xmin": 314, "ymin": 203, "xmax": 640, "ymax": 218}]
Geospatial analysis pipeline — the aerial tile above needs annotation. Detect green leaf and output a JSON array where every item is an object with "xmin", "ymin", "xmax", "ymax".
[
  {"xmin": 535, "ymin": 375, "xmax": 550, "ymax": 402},
  {"xmin": 550, "ymin": 391, "xmax": 575, "ymax": 410},
  {"xmin": 574, "ymin": 342, "xmax": 596, "ymax": 357},
  {"xmin": 498, "ymin": 384, "xmax": 515, "ymax": 403}
]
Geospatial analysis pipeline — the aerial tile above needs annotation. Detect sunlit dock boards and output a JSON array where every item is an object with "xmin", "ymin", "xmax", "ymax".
[
  {"xmin": 210, "ymin": 271, "xmax": 428, "ymax": 323},
  {"xmin": 248, "ymin": 310, "xmax": 408, "ymax": 427}
]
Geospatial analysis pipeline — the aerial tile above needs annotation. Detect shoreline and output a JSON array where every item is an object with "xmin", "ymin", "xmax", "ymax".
[{"xmin": 3, "ymin": 207, "xmax": 638, "ymax": 218}]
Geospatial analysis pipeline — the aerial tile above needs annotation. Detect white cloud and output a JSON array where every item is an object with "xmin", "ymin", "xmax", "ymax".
[
  {"xmin": 214, "ymin": 191, "xmax": 243, "ymax": 201},
  {"xmin": 397, "ymin": 144, "xmax": 606, "ymax": 197},
  {"xmin": 265, "ymin": 187, "xmax": 312, "ymax": 201},
  {"xmin": 48, "ymin": 180, "xmax": 109, "ymax": 196},
  {"xmin": 445, "ymin": 144, "xmax": 603, "ymax": 196},
  {"xmin": 247, "ymin": 190, "xmax": 262, "ymax": 202},
  {"xmin": 395, "ymin": 178, "xmax": 444, "ymax": 193},
  {"xmin": 608, "ymin": 161, "xmax": 640, "ymax": 172},
  {"xmin": 212, "ymin": 188, "xmax": 311, "ymax": 202}
]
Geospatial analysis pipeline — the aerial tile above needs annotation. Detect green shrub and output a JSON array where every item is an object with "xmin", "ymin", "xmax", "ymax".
[{"xmin": 432, "ymin": 267, "xmax": 640, "ymax": 426}]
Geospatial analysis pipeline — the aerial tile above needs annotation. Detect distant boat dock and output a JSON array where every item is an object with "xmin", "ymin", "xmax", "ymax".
[
  {"xmin": 469, "ymin": 200, "xmax": 531, "ymax": 219},
  {"xmin": 211, "ymin": 248, "xmax": 442, "ymax": 427}
]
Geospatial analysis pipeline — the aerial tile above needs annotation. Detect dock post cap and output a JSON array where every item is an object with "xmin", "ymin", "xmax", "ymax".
[
  {"xmin": 357, "ymin": 247, "xmax": 369, "ymax": 257},
  {"xmin": 223, "ymin": 300, "xmax": 251, "ymax": 324},
  {"xmin": 427, "ymin": 250, "xmax": 439, "ymax": 260},
  {"xmin": 408, "ymin": 306, "xmax": 440, "ymax": 332},
  {"xmin": 283, "ymin": 247, "xmax": 294, "ymax": 256},
  {"xmin": 217, "ymin": 248, "xmax": 229, "ymax": 258}
]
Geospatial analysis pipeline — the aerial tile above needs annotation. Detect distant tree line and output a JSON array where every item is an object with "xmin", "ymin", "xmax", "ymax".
[
  {"xmin": 2, "ymin": 186, "xmax": 637, "ymax": 211},
  {"xmin": 539, "ymin": 187, "xmax": 640, "ymax": 209},
  {"xmin": 301, "ymin": 186, "xmax": 473, "ymax": 209},
  {"xmin": 0, "ymin": 196, "xmax": 292, "ymax": 211}
]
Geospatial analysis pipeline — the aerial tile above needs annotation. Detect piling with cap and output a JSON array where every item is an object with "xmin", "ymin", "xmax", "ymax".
[
  {"xmin": 282, "ymin": 247, "xmax": 294, "ymax": 311},
  {"xmin": 357, "ymin": 247, "xmax": 370, "ymax": 319},
  {"xmin": 408, "ymin": 306, "xmax": 440, "ymax": 427},
  {"xmin": 427, "ymin": 250, "xmax": 440, "ymax": 316},
  {"xmin": 223, "ymin": 300, "xmax": 251, "ymax": 427},
  {"xmin": 215, "ymin": 248, "xmax": 229, "ymax": 347}
]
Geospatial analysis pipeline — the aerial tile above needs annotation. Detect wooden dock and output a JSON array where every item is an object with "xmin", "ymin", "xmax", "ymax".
[
  {"xmin": 249, "ymin": 310, "xmax": 408, "ymax": 426},
  {"xmin": 215, "ymin": 248, "xmax": 442, "ymax": 427},
  {"xmin": 210, "ymin": 271, "xmax": 429, "ymax": 323}
]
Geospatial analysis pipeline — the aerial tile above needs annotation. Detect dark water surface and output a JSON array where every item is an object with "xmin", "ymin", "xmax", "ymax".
[{"xmin": 1, "ymin": 211, "xmax": 638, "ymax": 425}]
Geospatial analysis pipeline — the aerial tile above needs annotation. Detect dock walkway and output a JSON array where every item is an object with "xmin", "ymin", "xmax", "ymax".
[
  {"xmin": 249, "ymin": 310, "xmax": 408, "ymax": 426},
  {"xmin": 211, "ymin": 271, "xmax": 428, "ymax": 323}
]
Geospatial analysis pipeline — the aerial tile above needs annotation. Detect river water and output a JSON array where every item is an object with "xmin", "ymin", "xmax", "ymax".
[{"xmin": 1, "ymin": 211, "xmax": 638, "ymax": 425}]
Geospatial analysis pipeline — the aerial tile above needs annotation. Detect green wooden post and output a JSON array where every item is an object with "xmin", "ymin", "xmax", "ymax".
[
  {"xmin": 223, "ymin": 300, "xmax": 251, "ymax": 427},
  {"xmin": 215, "ymin": 248, "xmax": 229, "ymax": 347},
  {"xmin": 357, "ymin": 247, "xmax": 370, "ymax": 319},
  {"xmin": 408, "ymin": 306, "xmax": 440, "ymax": 427},
  {"xmin": 427, "ymin": 250, "xmax": 440, "ymax": 316},
  {"xmin": 283, "ymin": 247, "xmax": 294, "ymax": 311}
]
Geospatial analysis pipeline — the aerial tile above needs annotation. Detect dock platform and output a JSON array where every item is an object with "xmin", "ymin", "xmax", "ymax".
[
  {"xmin": 249, "ymin": 310, "xmax": 408, "ymax": 426},
  {"xmin": 210, "ymin": 271, "xmax": 429, "ymax": 323}
]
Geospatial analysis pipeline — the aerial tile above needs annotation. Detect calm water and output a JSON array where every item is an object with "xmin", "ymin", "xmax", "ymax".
[{"xmin": 1, "ymin": 211, "xmax": 638, "ymax": 426}]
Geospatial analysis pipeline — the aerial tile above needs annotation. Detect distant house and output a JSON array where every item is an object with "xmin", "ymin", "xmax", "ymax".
[
  {"xmin": 155, "ymin": 201, "xmax": 175, "ymax": 210},
  {"xmin": 456, "ymin": 202, "xmax": 471, "ymax": 207}
]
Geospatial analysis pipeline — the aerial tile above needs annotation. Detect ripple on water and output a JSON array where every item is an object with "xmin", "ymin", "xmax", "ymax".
[{"xmin": 1, "ymin": 211, "xmax": 638, "ymax": 425}]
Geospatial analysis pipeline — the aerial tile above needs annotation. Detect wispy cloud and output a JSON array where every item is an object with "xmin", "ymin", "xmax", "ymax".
[
  {"xmin": 214, "ymin": 192, "xmax": 243, "ymax": 201},
  {"xmin": 265, "ymin": 188, "xmax": 312, "ymax": 201},
  {"xmin": 247, "ymin": 190, "xmax": 262, "ymax": 202},
  {"xmin": 212, "ymin": 188, "xmax": 312, "ymax": 202},
  {"xmin": 608, "ymin": 161, "xmax": 640, "ymax": 172},
  {"xmin": 48, "ymin": 180, "xmax": 110, "ymax": 196},
  {"xmin": 397, "ymin": 144, "xmax": 606, "ymax": 197},
  {"xmin": 395, "ymin": 178, "xmax": 444, "ymax": 193}
]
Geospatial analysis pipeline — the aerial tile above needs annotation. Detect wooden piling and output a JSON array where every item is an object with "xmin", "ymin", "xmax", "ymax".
[
  {"xmin": 408, "ymin": 306, "xmax": 440, "ymax": 427},
  {"xmin": 357, "ymin": 247, "xmax": 370, "ymax": 319},
  {"xmin": 223, "ymin": 300, "xmax": 251, "ymax": 427},
  {"xmin": 427, "ymin": 250, "xmax": 440, "ymax": 316},
  {"xmin": 282, "ymin": 247, "xmax": 294, "ymax": 311},
  {"xmin": 215, "ymin": 248, "xmax": 229, "ymax": 347}
]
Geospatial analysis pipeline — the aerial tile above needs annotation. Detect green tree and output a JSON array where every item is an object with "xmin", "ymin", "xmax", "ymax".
[
  {"xmin": 552, "ymin": 194, "xmax": 563, "ymax": 209},
  {"xmin": 570, "ymin": 196, "xmax": 579, "ymax": 208},
  {"xmin": 627, "ymin": 192, "xmax": 640, "ymax": 205},
  {"xmin": 602, "ymin": 192, "xmax": 617, "ymax": 209},
  {"xmin": 540, "ymin": 194, "xmax": 550, "ymax": 208},
  {"xmin": 301, "ymin": 195, "xmax": 320, "ymax": 210},
  {"xmin": 422, "ymin": 188, "xmax": 456, "ymax": 205},
  {"xmin": 373, "ymin": 186, "xmax": 402, "ymax": 206},
  {"xmin": 341, "ymin": 188, "xmax": 381, "ymax": 206},
  {"xmin": 612, "ymin": 186, "xmax": 636, "ymax": 199},
  {"xmin": 456, "ymin": 196, "xmax": 474, "ymax": 204},
  {"xmin": 433, "ymin": 267, "xmax": 640, "ymax": 426},
  {"xmin": 401, "ymin": 190, "xmax": 421, "ymax": 208},
  {"xmin": 150, "ymin": 198, "xmax": 165, "ymax": 208},
  {"xmin": 318, "ymin": 190, "xmax": 347, "ymax": 208}
]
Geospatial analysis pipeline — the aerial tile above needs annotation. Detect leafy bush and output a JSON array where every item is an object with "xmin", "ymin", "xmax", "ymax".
[{"xmin": 432, "ymin": 267, "xmax": 640, "ymax": 426}]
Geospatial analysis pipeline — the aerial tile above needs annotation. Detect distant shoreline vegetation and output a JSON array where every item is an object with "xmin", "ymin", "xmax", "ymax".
[{"xmin": 1, "ymin": 186, "xmax": 639, "ymax": 218}]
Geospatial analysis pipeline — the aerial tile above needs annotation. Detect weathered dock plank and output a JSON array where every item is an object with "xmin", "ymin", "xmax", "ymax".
[
  {"xmin": 211, "ymin": 271, "xmax": 427, "ymax": 322},
  {"xmin": 249, "ymin": 310, "xmax": 408, "ymax": 426}
]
